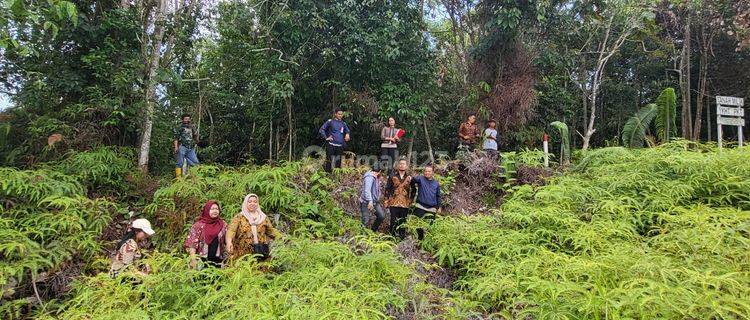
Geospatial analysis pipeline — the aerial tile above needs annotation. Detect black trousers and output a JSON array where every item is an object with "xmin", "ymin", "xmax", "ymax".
[
  {"xmin": 380, "ymin": 148, "xmax": 398, "ymax": 172},
  {"xmin": 389, "ymin": 207, "xmax": 409, "ymax": 239},
  {"xmin": 325, "ymin": 144, "xmax": 344, "ymax": 173},
  {"xmin": 413, "ymin": 207, "xmax": 436, "ymax": 240}
]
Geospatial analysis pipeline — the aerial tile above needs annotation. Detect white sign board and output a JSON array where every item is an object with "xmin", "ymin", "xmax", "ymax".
[
  {"xmin": 717, "ymin": 116, "xmax": 745, "ymax": 127},
  {"xmin": 715, "ymin": 96, "xmax": 745, "ymax": 150},
  {"xmin": 717, "ymin": 106, "xmax": 744, "ymax": 117},
  {"xmin": 716, "ymin": 96, "xmax": 744, "ymax": 106}
]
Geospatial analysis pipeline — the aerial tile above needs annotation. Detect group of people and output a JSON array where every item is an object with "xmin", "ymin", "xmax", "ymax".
[
  {"xmin": 109, "ymin": 194, "xmax": 279, "ymax": 277},
  {"xmin": 319, "ymin": 109, "xmax": 499, "ymax": 238},
  {"xmin": 359, "ymin": 159, "xmax": 441, "ymax": 240},
  {"xmin": 319, "ymin": 109, "xmax": 501, "ymax": 173},
  {"xmin": 107, "ymin": 110, "xmax": 495, "ymax": 277},
  {"xmin": 173, "ymin": 108, "xmax": 500, "ymax": 177}
]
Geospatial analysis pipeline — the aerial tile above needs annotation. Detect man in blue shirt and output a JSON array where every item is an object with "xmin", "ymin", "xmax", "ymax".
[
  {"xmin": 318, "ymin": 108, "xmax": 351, "ymax": 173},
  {"xmin": 410, "ymin": 165, "xmax": 442, "ymax": 240}
]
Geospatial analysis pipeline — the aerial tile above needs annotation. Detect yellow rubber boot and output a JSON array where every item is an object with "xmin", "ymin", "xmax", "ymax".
[{"xmin": 175, "ymin": 167, "xmax": 182, "ymax": 178}]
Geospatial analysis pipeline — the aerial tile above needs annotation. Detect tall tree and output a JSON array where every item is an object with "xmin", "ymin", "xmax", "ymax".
[
  {"xmin": 137, "ymin": 0, "xmax": 167, "ymax": 172},
  {"xmin": 574, "ymin": 0, "xmax": 654, "ymax": 151}
]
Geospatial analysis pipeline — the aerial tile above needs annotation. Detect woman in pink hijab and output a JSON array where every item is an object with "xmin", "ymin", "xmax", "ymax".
[
  {"xmin": 184, "ymin": 200, "xmax": 227, "ymax": 268},
  {"xmin": 225, "ymin": 194, "xmax": 279, "ymax": 261}
]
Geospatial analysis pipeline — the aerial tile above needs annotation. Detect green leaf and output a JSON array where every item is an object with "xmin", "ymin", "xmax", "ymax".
[{"xmin": 622, "ymin": 103, "xmax": 657, "ymax": 148}]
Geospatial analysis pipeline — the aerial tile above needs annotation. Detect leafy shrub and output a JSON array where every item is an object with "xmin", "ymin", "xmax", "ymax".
[
  {"xmin": 143, "ymin": 160, "xmax": 361, "ymax": 248},
  {"xmin": 53, "ymin": 147, "xmax": 135, "ymax": 194},
  {"xmin": 47, "ymin": 236, "xmax": 420, "ymax": 319},
  {"xmin": 419, "ymin": 143, "xmax": 750, "ymax": 318},
  {"xmin": 0, "ymin": 167, "xmax": 117, "ymax": 318}
]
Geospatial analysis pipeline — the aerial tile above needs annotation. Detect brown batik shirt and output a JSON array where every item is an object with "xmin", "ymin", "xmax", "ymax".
[{"xmin": 385, "ymin": 172, "xmax": 413, "ymax": 208}]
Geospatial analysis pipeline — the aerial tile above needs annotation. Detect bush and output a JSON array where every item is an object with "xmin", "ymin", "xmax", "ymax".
[
  {"xmin": 47, "ymin": 236, "xmax": 417, "ymax": 319},
  {"xmin": 53, "ymin": 147, "xmax": 136, "ymax": 195},
  {"xmin": 418, "ymin": 143, "xmax": 750, "ymax": 318},
  {"xmin": 0, "ymin": 167, "xmax": 117, "ymax": 318},
  {"xmin": 143, "ymin": 160, "xmax": 361, "ymax": 248}
]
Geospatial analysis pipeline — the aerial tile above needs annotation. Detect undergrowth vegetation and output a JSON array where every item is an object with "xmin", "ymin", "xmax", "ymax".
[
  {"xmin": 143, "ymin": 160, "xmax": 361, "ymax": 247},
  {"xmin": 31, "ymin": 159, "xmax": 469, "ymax": 319},
  {"xmin": 0, "ymin": 148, "xmax": 132, "ymax": 317},
  {"xmin": 419, "ymin": 142, "xmax": 750, "ymax": 318},
  {"xmin": 43, "ymin": 236, "xmax": 426, "ymax": 319},
  {"xmin": 4, "ymin": 143, "xmax": 750, "ymax": 319}
]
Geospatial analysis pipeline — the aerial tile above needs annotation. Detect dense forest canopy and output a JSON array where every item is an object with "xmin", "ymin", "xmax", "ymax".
[{"xmin": 1, "ymin": 0, "xmax": 749, "ymax": 172}]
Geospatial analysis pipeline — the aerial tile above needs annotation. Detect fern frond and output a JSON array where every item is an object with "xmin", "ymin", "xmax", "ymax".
[{"xmin": 622, "ymin": 104, "xmax": 657, "ymax": 148}]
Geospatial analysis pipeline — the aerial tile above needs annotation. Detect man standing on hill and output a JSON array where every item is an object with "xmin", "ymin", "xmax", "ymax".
[
  {"xmin": 319, "ymin": 108, "xmax": 351, "ymax": 173},
  {"xmin": 174, "ymin": 113, "xmax": 199, "ymax": 177},
  {"xmin": 410, "ymin": 165, "xmax": 441, "ymax": 240},
  {"xmin": 458, "ymin": 114, "xmax": 480, "ymax": 151},
  {"xmin": 384, "ymin": 158, "xmax": 412, "ymax": 239}
]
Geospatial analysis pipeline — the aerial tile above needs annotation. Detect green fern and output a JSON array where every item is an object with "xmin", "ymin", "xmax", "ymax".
[{"xmin": 622, "ymin": 103, "xmax": 657, "ymax": 148}]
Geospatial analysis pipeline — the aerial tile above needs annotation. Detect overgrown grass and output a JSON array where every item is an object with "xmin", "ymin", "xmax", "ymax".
[{"xmin": 419, "ymin": 143, "xmax": 750, "ymax": 318}]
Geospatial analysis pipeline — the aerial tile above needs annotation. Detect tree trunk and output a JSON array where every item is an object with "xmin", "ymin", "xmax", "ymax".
[
  {"xmin": 248, "ymin": 120, "xmax": 256, "ymax": 162},
  {"xmin": 275, "ymin": 118, "xmax": 280, "ymax": 160},
  {"xmin": 680, "ymin": 13, "xmax": 693, "ymax": 139},
  {"xmin": 268, "ymin": 118, "xmax": 273, "ymax": 161},
  {"xmin": 137, "ymin": 0, "xmax": 168, "ymax": 172},
  {"xmin": 582, "ymin": 16, "xmax": 628, "ymax": 151},
  {"xmin": 286, "ymin": 96, "xmax": 293, "ymax": 161},
  {"xmin": 422, "ymin": 119, "xmax": 435, "ymax": 164},
  {"xmin": 582, "ymin": 65, "xmax": 603, "ymax": 151},
  {"xmin": 706, "ymin": 84, "xmax": 712, "ymax": 142},
  {"xmin": 693, "ymin": 28, "xmax": 713, "ymax": 141},
  {"xmin": 407, "ymin": 129, "xmax": 416, "ymax": 165},
  {"xmin": 207, "ymin": 102, "xmax": 214, "ymax": 144}
]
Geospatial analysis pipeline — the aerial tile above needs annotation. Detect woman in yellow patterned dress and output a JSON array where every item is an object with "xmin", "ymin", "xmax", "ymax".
[{"xmin": 225, "ymin": 194, "xmax": 279, "ymax": 261}]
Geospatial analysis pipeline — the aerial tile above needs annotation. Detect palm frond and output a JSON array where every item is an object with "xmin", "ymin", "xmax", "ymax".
[{"xmin": 622, "ymin": 104, "xmax": 657, "ymax": 148}]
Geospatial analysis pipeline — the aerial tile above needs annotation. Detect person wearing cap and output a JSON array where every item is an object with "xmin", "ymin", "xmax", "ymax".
[
  {"xmin": 483, "ymin": 119, "xmax": 498, "ymax": 159},
  {"xmin": 359, "ymin": 164, "xmax": 385, "ymax": 232},
  {"xmin": 184, "ymin": 200, "xmax": 227, "ymax": 269},
  {"xmin": 110, "ymin": 218, "xmax": 155, "ymax": 278}
]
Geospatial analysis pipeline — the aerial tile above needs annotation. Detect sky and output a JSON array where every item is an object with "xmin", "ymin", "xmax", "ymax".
[{"xmin": 0, "ymin": 94, "xmax": 10, "ymax": 111}]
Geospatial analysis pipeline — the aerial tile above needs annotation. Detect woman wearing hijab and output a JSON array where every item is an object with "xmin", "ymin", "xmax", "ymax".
[
  {"xmin": 226, "ymin": 194, "xmax": 279, "ymax": 261},
  {"xmin": 110, "ymin": 218, "xmax": 155, "ymax": 278},
  {"xmin": 184, "ymin": 200, "xmax": 227, "ymax": 268}
]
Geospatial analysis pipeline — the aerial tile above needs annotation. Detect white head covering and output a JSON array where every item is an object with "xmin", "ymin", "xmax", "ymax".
[
  {"xmin": 240, "ymin": 194, "xmax": 266, "ymax": 244},
  {"xmin": 131, "ymin": 218, "xmax": 155, "ymax": 235}
]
